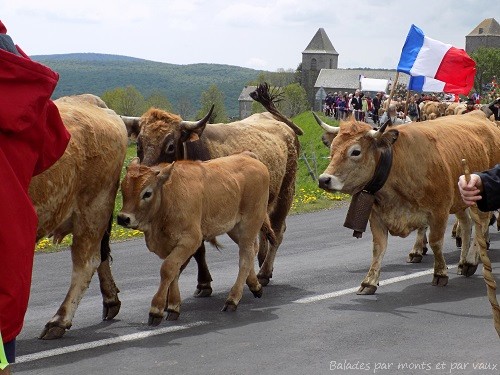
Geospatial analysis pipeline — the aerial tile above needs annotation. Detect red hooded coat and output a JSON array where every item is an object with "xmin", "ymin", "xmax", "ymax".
[{"xmin": 0, "ymin": 20, "xmax": 70, "ymax": 343}]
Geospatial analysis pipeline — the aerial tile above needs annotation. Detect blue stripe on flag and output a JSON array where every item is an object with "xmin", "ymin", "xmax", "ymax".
[
  {"xmin": 397, "ymin": 24, "xmax": 425, "ymax": 74},
  {"xmin": 408, "ymin": 76, "xmax": 425, "ymax": 92}
]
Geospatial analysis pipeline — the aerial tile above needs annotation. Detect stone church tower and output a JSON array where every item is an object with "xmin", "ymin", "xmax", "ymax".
[
  {"xmin": 301, "ymin": 28, "xmax": 339, "ymax": 107},
  {"xmin": 465, "ymin": 18, "xmax": 500, "ymax": 54}
]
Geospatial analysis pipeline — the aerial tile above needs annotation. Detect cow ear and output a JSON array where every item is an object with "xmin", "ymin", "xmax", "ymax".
[
  {"xmin": 157, "ymin": 162, "xmax": 175, "ymax": 184},
  {"xmin": 126, "ymin": 157, "xmax": 140, "ymax": 170},
  {"xmin": 378, "ymin": 129, "xmax": 399, "ymax": 146}
]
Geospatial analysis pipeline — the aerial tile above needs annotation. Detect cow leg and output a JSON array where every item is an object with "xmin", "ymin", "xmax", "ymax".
[
  {"xmin": 406, "ymin": 227, "xmax": 428, "ymax": 263},
  {"xmin": 40, "ymin": 193, "xmax": 118, "ymax": 340},
  {"xmin": 357, "ymin": 214, "xmax": 388, "ymax": 295},
  {"xmin": 97, "ymin": 258, "xmax": 121, "ymax": 320},
  {"xmin": 458, "ymin": 209, "xmax": 489, "ymax": 277},
  {"xmin": 246, "ymin": 239, "xmax": 263, "ymax": 298},
  {"xmin": 149, "ymin": 239, "xmax": 198, "ymax": 326},
  {"xmin": 97, "ymin": 217, "xmax": 121, "ymax": 321},
  {"xmin": 427, "ymin": 219, "xmax": 449, "ymax": 286},
  {"xmin": 229, "ymin": 230, "xmax": 263, "ymax": 302},
  {"xmin": 165, "ymin": 274, "xmax": 181, "ymax": 321},
  {"xmin": 257, "ymin": 234, "xmax": 268, "ymax": 268},
  {"xmin": 192, "ymin": 243, "xmax": 213, "ymax": 298},
  {"xmin": 40, "ymin": 235, "xmax": 102, "ymax": 339},
  {"xmin": 257, "ymin": 195, "xmax": 291, "ymax": 286},
  {"xmin": 224, "ymin": 239, "xmax": 259, "ymax": 312}
]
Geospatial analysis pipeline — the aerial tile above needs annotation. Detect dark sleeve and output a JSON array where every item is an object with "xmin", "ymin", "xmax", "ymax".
[{"xmin": 476, "ymin": 164, "xmax": 500, "ymax": 212}]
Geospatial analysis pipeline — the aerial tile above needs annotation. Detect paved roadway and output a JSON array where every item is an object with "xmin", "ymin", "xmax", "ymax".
[{"xmin": 13, "ymin": 202, "xmax": 500, "ymax": 375}]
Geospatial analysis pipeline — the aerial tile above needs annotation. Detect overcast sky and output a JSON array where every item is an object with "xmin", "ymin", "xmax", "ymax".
[{"xmin": 1, "ymin": 0, "xmax": 497, "ymax": 71}]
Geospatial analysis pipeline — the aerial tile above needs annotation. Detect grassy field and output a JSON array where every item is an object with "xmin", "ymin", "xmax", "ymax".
[{"xmin": 35, "ymin": 111, "xmax": 348, "ymax": 252}]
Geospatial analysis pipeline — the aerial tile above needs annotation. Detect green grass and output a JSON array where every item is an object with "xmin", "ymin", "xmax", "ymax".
[{"xmin": 35, "ymin": 111, "xmax": 349, "ymax": 252}]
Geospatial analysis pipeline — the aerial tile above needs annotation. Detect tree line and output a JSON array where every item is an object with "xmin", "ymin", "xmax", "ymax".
[{"xmin": 101, "ymin": 66, "xmax": 309, "ymax": 123}]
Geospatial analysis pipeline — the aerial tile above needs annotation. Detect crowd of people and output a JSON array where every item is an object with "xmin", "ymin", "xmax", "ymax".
[
  {"xmin": 322, "ymin": 89, "xmax": 500, "ymax": 125},
  {"xmin": 322, "ymin": 90, "xmax": 429, "ymax": 125}
]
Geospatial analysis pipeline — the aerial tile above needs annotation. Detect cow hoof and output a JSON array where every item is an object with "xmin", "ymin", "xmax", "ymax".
[
  {"xmin": 455, "ymin": 237, "xmax": 462, "ymax": 248},
  {"xmin": 432, "ymin": 274, "xmax": 449, "ymax": 286},
  {"xmin": 461, "ymin": 264, "xmax": 478, "ymax": 277},
  {"xmin": 102, "ymin": 300, "xmax": 121, "ymax": 320},
  {"xmin": 148, "ymin": 313, "xmax": 164, "ymax": 326},
  {"xmin": 356, "ymin": 285, "xmax": 377, "ymax": 295},
  {"xmin": 222, "ymin": 301, "xmax": 238, "ymax": 312},
  {"xmin": 422, "ymin": 246, "xmax": 428, "ymax": 255},
  {"xmin": 406, "ymin": 254, "xmax": 423, "ymax": 263},
  {"xmin": 39, "ymin": 325, "xmax": 67, "ymax": 340},
  {"xmin": 457, "ymin": 264, "xmax": 464, "ymax": 275},
  {"xmin": 251, "ymin": 286, "xmax": 263, "ymax": 298},
  {"xmin": 166, "ymin": 309, "xmax": 180, "ymax": 321},
  {"xmin": 193, "ymin": 286, "xmax": 213, "ymax": 298}
]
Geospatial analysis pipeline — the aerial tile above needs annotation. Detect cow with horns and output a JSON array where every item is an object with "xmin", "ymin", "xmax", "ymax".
[
  {"xmin": 314, "ymin": 111, "xmax": 500, "ymax": 294},
  {"xmin": 117, "ymin": 152, "xmax": 275, "ymax": 324},
  {"xmin": 123, "ymin": 84, "xmax": 302, "ymax": 299}
]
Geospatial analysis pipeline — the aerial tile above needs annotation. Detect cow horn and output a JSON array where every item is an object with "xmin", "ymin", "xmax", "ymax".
[
  {"xmin": 312, "ymin": 112, "xmax": 339, "ymax": 134},
  {"xmin": 369, "ymin": 118, "xmax": 391, "ymax": 138},
  {"xmin": 181, "ymin": 105, "xmax": 214, "ymax": 130}
]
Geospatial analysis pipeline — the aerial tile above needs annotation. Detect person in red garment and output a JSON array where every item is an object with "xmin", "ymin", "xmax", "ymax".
[{"xmin": 0, "ymin": 20, "xmax": 70, "ymax": 374}]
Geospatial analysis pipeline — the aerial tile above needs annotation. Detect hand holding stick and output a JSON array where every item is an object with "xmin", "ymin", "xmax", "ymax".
[{"xmin": 462, "ymin": 159, "xmax": 500, "ymax": 338}]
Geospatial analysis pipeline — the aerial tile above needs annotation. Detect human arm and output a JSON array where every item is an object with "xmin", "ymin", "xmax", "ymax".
[{"xmin": 458, "ymin": 164, "xmax": 500, "ymax": 211}]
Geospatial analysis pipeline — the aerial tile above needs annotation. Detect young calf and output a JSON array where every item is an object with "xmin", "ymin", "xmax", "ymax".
[{"xmin": 117, "ymin": 151, "xmax": 274, "ymax": 326}]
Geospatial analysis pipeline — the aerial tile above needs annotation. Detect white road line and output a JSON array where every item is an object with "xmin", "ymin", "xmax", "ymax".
[
  {"xmin": 16, "ymin": 321, "xmax": 209, "ymax": 364},
  {"xmin": 293, "ymin": 264, "xmax": 459, "ymax": 304}
]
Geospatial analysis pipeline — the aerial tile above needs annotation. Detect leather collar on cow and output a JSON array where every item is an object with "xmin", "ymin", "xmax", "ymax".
[
  {"xmin": 363, "ymin": 137, "xmax": 394, "ymax": 194},
  {"xmin": 343, "ymin": 131, "xmax": 397, "ymax": 238}
]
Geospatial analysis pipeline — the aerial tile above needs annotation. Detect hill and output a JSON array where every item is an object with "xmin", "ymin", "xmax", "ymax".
[{"xmin": 31, "ymin": 53, "xmax": 264, "ymax": 118}]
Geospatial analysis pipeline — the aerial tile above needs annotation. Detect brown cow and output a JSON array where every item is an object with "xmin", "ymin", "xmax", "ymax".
[
  {"xmin": 316, "ymin": 111, "xmax": 500, "ymax": 294},
  {"xmin": 117, "ymin": 152, "xmax": 274, "ymax": 325},
  {"xmin": 31, "ymin": 96, "xmax": 128, "ymax": 339},
  {"xmin": 127, "ymin": 100, "xmax": 301, "ymax": 295}
]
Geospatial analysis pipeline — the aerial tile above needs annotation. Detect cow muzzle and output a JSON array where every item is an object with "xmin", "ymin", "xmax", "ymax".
[
  {"xmin": 117, "ymin": 212, "xmax": 137, "ymax": 229},
  {"xmin": 318, "ymin": 174, "xmax": 344, "ymax": 192}
]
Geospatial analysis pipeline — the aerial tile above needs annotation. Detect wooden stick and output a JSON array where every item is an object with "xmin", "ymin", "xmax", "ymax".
[
  {"xmin": 462, "ymin": 159, "xmax": 500, "ymax": 338},
  {"xmin": 404, "ymin": 89, "xmax": 410, "ymax": 118},
  {"xmin": 385, "ymin": 71, "xmax": 399, "ymax": 115}
]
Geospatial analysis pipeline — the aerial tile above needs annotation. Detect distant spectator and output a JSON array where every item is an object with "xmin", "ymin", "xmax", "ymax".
[
  {"xmin": 379, "ymin": 104, "xmax": 409, "ymax": 126},
  {"xmin": 407, "ymin": 96, "xmax": 420, "ymax": 122},
  {"xmin": 351, "ymin": 90, "xmax": 363, "ymax": 121},
  {"xmin": 463, "ymin": 98, "xmax": 477, "ymax": 114},
  {"xmin": 487, "ymin": 97, "xmax": 500, "ymax": 121},
  {"xmin": 372, "ymin": 92, "xmax": 383, "ymax": 125}
]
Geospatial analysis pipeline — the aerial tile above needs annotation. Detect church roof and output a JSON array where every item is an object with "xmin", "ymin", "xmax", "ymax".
[
  {"xmin": 467, "ymin": 18, "xmax": 500, "ymax": 36},
  {"xmin": 314, "ymin": 69, "xmax": 409, "ymax": 91},
  {"xmin": 238, "ymin": 85, "xmax": 257, "ymax": 102},
  {"xmin": 302, "ymin": 28, "xmax": 338, "ymax": 55}
]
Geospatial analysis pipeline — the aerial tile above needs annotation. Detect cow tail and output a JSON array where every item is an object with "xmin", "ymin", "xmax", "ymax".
[
  {"xmin": 100, "ymin": 215, "xmax": 113, "ymax": 263},
  {"xmin": 249, "ymin": 83, "xmax": 304, "ymax": 136},
  {"xmin": 261, "ymin": 215, "xmax": 277, "ymax": 247}
]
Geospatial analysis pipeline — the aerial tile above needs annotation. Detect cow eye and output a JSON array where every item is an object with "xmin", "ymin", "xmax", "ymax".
[
  {"xmin": 165, "ymin": 142, "xmax": 175, "ymax": 155},
  {"xmin": 347, "ymin": 145, "xmax": 362, "ymax": 159},
  {"xmin": 142, "ymin": 191, "xmax": 152, "ymax": 200}
]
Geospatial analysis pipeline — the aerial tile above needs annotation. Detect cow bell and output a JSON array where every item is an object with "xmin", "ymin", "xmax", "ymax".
[{"xmin": 343, "ymin": 190, "xmax": 376, "ymax": 238}]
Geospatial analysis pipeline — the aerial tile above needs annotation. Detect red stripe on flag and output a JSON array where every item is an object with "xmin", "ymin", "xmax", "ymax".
[{"xmin": 435, "ymin": 47, "xmax": 476, "ymax": 94}]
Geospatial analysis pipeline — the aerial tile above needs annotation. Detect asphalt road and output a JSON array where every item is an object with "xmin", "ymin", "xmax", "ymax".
[{"xmin": 12, "ymin": 202, "xmax": 500, "ymax": 375}]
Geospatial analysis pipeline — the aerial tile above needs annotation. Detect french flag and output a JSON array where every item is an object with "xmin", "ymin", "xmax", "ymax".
[
  {"xmin": 407, "ymin": 76, "xmax": 465, "ymax": 95},
  {"xmin": 397, "ymin": 25, "xmax": 476, "ymax": 94}
]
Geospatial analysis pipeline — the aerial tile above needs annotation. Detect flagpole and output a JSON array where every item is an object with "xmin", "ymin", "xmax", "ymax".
[
  {"xmin": 404, "ymin": 89, "xmax": 411, "ymax": 121},
  {"xmin": 385, "ymin": 71, "xmax": 399, "ymax": 119}
]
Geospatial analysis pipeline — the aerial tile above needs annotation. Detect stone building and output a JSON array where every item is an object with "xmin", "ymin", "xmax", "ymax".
[
  {"xmin": 238, "ymin": 85, "xmax": 257, "ymax": 119},
  {"xmin": 466, "ymin": 18, "xmax": 500, "ymax": 55},
  {"xmin": 301, "ymin": 28, "xmax": 339, "ymax": 107}
]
